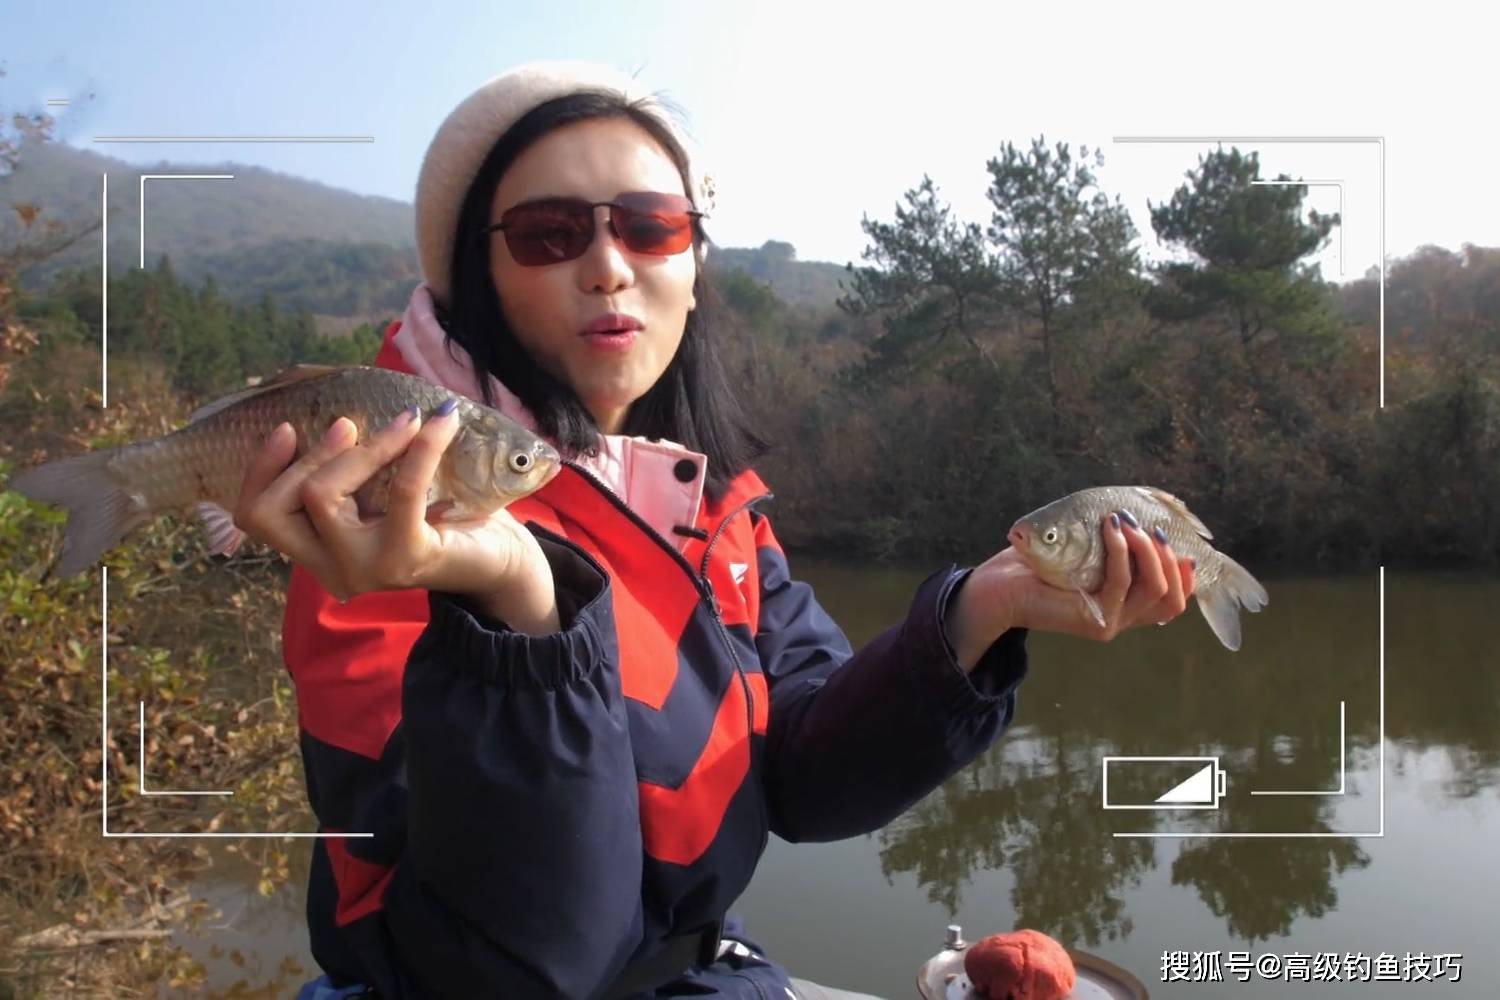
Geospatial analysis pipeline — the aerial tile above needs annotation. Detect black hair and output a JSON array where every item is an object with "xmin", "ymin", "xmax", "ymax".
[{"xmin": 438, "ymin": 90, "xmax": 765, "ymax": 500}]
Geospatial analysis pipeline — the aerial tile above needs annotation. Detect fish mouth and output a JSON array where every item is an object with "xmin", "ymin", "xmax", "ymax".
[{"xmin": 1007, "ymin": 525, "xmax": 1028, "ymax": 552}]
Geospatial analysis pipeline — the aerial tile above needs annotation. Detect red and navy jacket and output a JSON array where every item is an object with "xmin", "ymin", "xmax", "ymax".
[{"xmin": 283, "ymin": 322, "xmax": 1031, "ymax": 998}]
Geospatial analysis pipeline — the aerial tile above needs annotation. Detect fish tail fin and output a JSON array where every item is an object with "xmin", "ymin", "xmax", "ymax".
[
  {"xmin": 8, "ymin": 451, "xmax": 152, "ymax": 578},
  {"xmin": 1196, "ymin": 553, "xmax": 1269, "ymax": 652}
]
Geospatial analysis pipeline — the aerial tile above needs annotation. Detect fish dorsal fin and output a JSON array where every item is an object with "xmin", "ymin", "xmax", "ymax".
[
  {"xmin": 188, "ymin": 364, "xmax": 353, "ymax": 424},
  {"xmin": 1132, "ymin": 485, "xmax": 1213, "ymax": 539}
]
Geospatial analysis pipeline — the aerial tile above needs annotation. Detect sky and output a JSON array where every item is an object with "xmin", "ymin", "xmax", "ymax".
[{"xmin": 3, "ymin": 0, "xmax": 1495, "ymax": 282}]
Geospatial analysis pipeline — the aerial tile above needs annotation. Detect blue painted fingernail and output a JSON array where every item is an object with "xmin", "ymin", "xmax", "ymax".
[
  {"xmin": 1153, "ymin": 526, "xmax": 1168, "ymax": 544},
  {"xmin": 386, "ymin": 405, "xmax": 419, "ymax": 429},
  {"xmin": 436, "ymin": 397, "xmax": 459, "ymax": 418},
  {"xmin": 1109, "ymin": 513, "xmax": 1120, "ymax": 531},
  {"xmin": 1118, "ymin": 509, "xmax": 1139, "ymax": 529}
]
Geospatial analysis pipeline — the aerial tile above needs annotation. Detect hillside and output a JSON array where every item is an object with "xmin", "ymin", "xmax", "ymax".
[
  {"xmin": 707, "ymin": 240, "xmax": 850, "ymax": 308},
  {"xmin": 3, "ymin": 142, "xmax": 849, "ymax": 317},
  {"xmin": 4, "ymin": 141, "xmax": 413, "ymax": 270}
]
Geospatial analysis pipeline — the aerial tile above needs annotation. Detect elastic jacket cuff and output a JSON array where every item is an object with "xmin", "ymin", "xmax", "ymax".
[{"xmin": 911, "ymin": 566, "xmax": 1029, "ymax": 719}]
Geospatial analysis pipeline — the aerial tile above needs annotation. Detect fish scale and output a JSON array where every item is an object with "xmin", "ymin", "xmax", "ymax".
[
  {"xmin": 1072, "ymin": 486, "xmax": 1223, "ymax": 592},
  {"xmin": 9, "ymin": 365, "xmax": 560, "ymax": 579}
]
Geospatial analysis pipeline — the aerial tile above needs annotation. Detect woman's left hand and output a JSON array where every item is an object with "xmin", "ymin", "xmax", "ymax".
[{"xmin": 946, "ymin": 513, "xmax": 1197, "ymax": 669}]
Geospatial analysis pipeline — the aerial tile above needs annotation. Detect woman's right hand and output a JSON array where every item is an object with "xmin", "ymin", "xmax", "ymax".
[
  {"xmin": 978, "ymin": 512, "xmax": 1194, "ymax": 640},
  {"xmin": 232, "ymin": 404, "xmax": 559, "ymax": 634},
  {"xmin": 946, "ymin": 511, "xmax": 1195, "ymax": 665}
]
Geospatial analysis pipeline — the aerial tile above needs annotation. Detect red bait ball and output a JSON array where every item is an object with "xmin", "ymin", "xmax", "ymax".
[{"xmin": 962, "ymin": 929, "xmax": 1077, "ymax": 1000}]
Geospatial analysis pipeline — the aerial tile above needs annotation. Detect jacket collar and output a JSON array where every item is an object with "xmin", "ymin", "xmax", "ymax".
[{"xmin": 381, "ymin": 283, "xmax": 718, "ymax": 550}]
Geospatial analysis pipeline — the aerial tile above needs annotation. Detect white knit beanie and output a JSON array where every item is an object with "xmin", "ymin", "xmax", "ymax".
[{"xmin": 413, "ymin": 60, "xmax": 714, "ymax": 308}]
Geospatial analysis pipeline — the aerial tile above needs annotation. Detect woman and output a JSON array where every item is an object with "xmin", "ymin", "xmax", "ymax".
[{"xmin": 234, "ymin": 61, "xmax": 1196, "ymax": 1000}]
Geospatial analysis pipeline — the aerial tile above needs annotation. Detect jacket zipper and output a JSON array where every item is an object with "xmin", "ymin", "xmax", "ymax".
[
  {"xmin": 562, "ymin": 465, "xmax": 772, "ymax": 836},
  {"xmin": 696, "ymin": 493, "xmax": 774, "ymax": 850},
  {"xmin": 699, "ymin": 491, "xmax": 773, "ymax": 578}
]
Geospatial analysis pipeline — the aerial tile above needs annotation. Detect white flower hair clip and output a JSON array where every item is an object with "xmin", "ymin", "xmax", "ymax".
[{"xmin": 697, "ymin": 172, "xmax": 717, "ymax": 218}]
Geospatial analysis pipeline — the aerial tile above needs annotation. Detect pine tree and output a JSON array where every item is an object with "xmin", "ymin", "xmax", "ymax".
[
  {"xmin": 838, "ymin": 176, "xmax": 1000, "ymax": 376},
  {"xmin": 1147, "ymin": 147, "xmax": 1340, "ymax": 363},
  {"xmin": 986, "ymin": 137, "xmax": 1141, "ymax": 409}
]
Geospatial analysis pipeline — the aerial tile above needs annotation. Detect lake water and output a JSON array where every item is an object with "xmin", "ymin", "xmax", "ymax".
[{"xmin": 174, "ymin": 565, "xmax": 1500, "ymax": 998}]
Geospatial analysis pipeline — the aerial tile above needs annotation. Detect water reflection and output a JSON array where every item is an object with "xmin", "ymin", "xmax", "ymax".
[
  {"xmin": 1169, "ymin": 834, "xmax": 1367, "ymax": 942},
  {"xmin": 800, "ymin": 563, "xmax": 1498, "ymax": 951},
  {"xmin": 1386, "ymin": 572, "xmax": 1500, "ymax": 797},
  {"xmin": 875, "ymin": 730, "xmax": 1376, "ymax": 948},
  {"xmin": 880, "ymin": 733, "xmax": 1157, "ymax": 943}
]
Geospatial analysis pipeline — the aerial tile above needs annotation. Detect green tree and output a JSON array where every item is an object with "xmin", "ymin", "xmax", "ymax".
[
  {"xmin": 110, "ymin": 255, "xmax": 188, "ymax": 376},
  {"xmin": 1147, "ymin": 147, "xmax": 1340, "ymax": 361},
  {"xmin": 177, "ymin": 274, "xmax": 240, "ymax": 396},
  {"xmin": 985, "ymin": 137, "xmax": 1141, "ymax": 410},
  {"xmin": 299, "ymin": 319, "xmax": 385, "ymax": 367},
  {"xmin": 234, "ymin": 291, "xmax": 282, "ymax": 377},
  {"xmin": 284, "ymin": 305, "xmax": 317, "ymax": 362},
  {"xmin": 838, "ymin": 176, "xmax": 1000, "ymax": 376},
  {"xmin": 716, "ymin": 269, "xmax": 781, "ymax": 333}
]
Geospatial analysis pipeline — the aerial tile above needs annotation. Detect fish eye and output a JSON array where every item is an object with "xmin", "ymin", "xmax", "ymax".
[
  {"xmin": 508, "ymin": 452, "xmax": 532, "ymax": 473},
  {"xmin": 1043, "ymin": 527, "xmax": 1059, "ymax": 545}
]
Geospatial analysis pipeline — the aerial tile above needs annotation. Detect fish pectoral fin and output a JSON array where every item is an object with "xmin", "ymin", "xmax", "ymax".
[
  {"xmin": 196, "ymin": 502, "xmax": 247, "ymax": 557},
  {"xmin": 424, "ymin": 499, "xmax": 457, "ymax": 523},
  {"xmin": 1078, "ymin": 588, "xmax": 1106, "ymax": 628}
]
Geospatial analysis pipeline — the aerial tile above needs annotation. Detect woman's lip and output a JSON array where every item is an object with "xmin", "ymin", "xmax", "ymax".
[
  {"xmin": 580, "ymin": 328, "xmax": 638, "ymax": 351},
  {"xmin": 580, "ymin": 313, "xmax": 644, "ymax": 336}
]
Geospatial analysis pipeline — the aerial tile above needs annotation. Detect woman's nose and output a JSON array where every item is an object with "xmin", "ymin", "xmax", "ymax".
[{"xmin": 576, "ymin": 205, "xmax": 634, "ymax": 293}]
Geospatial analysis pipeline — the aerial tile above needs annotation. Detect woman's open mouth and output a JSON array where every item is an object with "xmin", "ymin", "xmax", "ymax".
[{"xmin": 580, "ymin": 313, "xmax": 643, "ymax": 351}]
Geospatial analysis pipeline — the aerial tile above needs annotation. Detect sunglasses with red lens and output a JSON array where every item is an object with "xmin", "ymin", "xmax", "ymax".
[{"xmin": 479, "ymin": 191, "xmax": 702, "ymax": 266}]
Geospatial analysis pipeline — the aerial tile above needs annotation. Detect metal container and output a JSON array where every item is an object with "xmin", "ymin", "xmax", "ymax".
[{"xmin": 916, "ymin": 924, "xmax": 1150, "ymax": 1000}]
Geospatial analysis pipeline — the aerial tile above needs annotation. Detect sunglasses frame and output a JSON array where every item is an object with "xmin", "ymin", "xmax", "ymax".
[{"xmin": 477, "ymin": 191, "xmax": 704, "ymax": 265}]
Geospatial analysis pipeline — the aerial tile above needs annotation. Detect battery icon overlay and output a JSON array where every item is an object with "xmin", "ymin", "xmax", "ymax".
[{"xmin": 1101, "ymin": 756, "xmax": 1228, "ymax": 810}]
